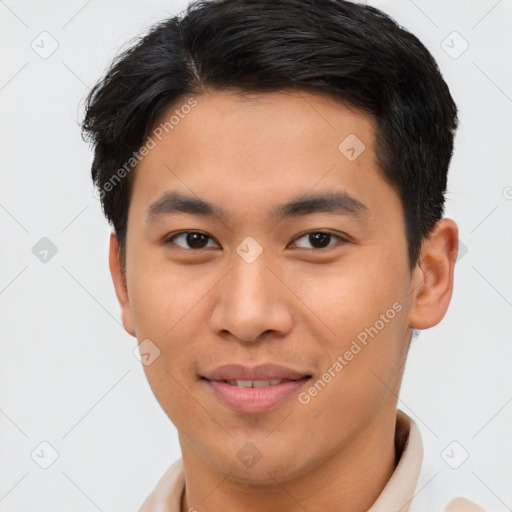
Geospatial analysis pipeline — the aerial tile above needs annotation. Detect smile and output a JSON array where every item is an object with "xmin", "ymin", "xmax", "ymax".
[{"xmin": 202, "ymin": 376, "xmax": 311, "ymax": 414}]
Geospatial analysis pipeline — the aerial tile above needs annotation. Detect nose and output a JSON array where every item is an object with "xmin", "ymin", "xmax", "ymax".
[{"xmin": 209, "ymin": 252, "xmax": 294, "ymax": 343}]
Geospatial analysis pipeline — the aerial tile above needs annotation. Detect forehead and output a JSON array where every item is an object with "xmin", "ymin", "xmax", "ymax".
[{"xmin": 129, "ymin": 89, "xmax": 400, "ymax": 229}]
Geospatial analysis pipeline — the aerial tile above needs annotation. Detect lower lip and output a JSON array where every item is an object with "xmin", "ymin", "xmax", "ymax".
[{"xmin": 203, "ymin": 378, "xmax": 311, "ymax": 414}]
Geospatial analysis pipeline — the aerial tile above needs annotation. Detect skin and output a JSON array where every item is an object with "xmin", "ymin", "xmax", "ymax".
[{"xmin": 109, "ymin": 89, "xmax": 458, "ymax": 512}]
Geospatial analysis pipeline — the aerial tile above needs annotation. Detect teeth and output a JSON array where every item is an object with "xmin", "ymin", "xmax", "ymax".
[
  {"xmin": 225, "ymin": 379, "xmax": 284, "ymax": 387},
  {"xmin": 236, "ymin": 380, "xmax": 254, "ymax": 388}
]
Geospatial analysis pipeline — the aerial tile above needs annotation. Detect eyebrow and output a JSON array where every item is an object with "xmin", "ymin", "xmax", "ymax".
[{"xmin": 145, "ymin": 189, "xmax": 370, "ymax": 225}]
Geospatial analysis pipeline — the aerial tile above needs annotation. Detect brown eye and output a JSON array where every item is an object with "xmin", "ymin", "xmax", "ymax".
[
  {"xmin": 290, "ymin": 231, "xmax": 346, "ymax": 250},
  {"xmin": 165, "ymin": 231, "xmax": 218, "ymax": 250}
]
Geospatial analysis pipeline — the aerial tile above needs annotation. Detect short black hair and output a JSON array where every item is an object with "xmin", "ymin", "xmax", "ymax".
[{"xmin": 81, "ymin": 0, "xmax": 458, "ymax": 274}]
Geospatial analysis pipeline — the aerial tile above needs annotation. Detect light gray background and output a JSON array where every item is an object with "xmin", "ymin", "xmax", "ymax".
[{"xmin": 1, "ymin": 0, "xmax": 511, "ymax": 510}]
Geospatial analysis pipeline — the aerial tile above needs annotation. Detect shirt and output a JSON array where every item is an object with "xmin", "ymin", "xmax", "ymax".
[{"xmin": 137, "ymin": 410, "xmax": 487, "ymax": 512}]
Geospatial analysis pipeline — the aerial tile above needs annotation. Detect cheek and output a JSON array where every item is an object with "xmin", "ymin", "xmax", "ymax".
[
  {"xmin": 128, "ymin": 253, "xmax": 207, "ymax": 338},
  {"xmin": 298, "ymin": 260, "xmax": 404, "ymax": 341},
  {"xmin": 141, "ymin": 360, "xmax": 202, "ymax": 439},
  {"xmin": 295, "ymin": 259, "xmax": 408, "ymax": 401},
  {"xmin": 127, "ymin": 260, "xmax": 204, "ymax": 394},
  {"xmin": 296, "ymin": 309, "xmax": 407, "ymax": 449}
]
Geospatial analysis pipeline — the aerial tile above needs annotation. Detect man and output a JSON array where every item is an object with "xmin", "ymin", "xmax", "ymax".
[{"xmin": 81, "ymin": 0, "xmax": 485, "ymax": 510}]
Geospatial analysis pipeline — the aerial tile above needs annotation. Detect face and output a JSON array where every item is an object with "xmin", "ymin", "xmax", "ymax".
[{"xmin": 110, "ymin": 89, "xmax": 450, "ymax": 484}]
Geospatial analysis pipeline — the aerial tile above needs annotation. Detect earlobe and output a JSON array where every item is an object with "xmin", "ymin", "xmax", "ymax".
[
  {"xmin": 108, "ymin": 232, "xmax": 136, "ymax": 337},
  {"xmin": 407, "ymin": 218, "xmax": 459, "ymax": 331}
]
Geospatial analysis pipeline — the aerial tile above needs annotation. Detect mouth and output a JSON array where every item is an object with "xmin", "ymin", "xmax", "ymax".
[
  {"xmin": 202, "ymin": 377, "xmax": 311, "ymax": 387},
  {"xmin": 200, "ymin": 374, "xmax": 312, "ymax": 414},
  {"xmin": 201, "ymin": 362, "xmax": 311, "ymax": 382}
]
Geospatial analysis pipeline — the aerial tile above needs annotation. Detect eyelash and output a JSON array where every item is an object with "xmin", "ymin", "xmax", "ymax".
[{"xmin": 163, "ymin": 230, "xmax": 349, "ymax": 252}]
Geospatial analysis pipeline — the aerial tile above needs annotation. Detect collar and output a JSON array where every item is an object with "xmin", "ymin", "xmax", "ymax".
[{"xmin": 368, "ymin": 409, "xmax": 423, "ymax": 512}]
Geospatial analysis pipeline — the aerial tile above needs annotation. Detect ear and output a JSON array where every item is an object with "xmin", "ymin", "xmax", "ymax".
[
  {"xmin": 109, "ymin": 232, "xmax": 136, "ymax": 337},
  {"xmin": 407, "ymin": 218, "xmax": 459, "ymax": 330}
]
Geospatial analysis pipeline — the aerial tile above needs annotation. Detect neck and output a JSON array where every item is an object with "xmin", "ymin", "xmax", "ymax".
[{"xmin": 180, "ymin": 407, "xmax": 399, "ymax": 512}]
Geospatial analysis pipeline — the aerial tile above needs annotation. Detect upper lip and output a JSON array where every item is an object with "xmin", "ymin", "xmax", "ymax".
[{"xmin": 202, "ymin": 364, "xmax": 311, "ymax": 381}]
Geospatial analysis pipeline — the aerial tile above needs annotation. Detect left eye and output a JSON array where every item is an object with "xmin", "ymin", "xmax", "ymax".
[
  {"xmin": 164, "ymin": 231, "xmax": 346, "ymax": 251},
  {"xmin": 289, "ymin": 231, "xmax": 345, "ymax": 250}
]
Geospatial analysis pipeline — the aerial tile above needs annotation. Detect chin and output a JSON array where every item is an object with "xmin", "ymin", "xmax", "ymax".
[{"xmin": 208, "ymin": 447, "xmax": 310, "ymax": 485}]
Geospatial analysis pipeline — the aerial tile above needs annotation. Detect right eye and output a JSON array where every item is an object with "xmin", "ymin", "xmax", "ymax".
[{"xmin": 164, "ymin": 231, "xmax": 220, "ymax": 250}]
